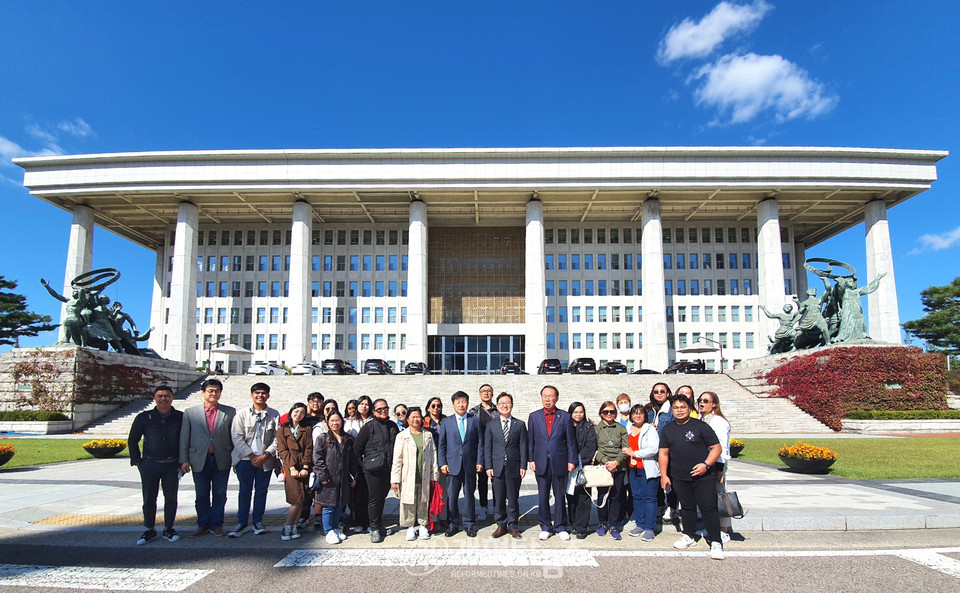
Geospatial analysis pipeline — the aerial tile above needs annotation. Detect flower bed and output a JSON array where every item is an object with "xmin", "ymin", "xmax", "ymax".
[
  {"xmin": 0, "ymin": 442, "xmax": 15, "ymax": 467},
  {"xmin": 777, "ymin": 441, "xmax": 838, "ymax": 473},
  {"xmin": 81, "ymin": 438, "xmax": 127, "ymax": 458}
]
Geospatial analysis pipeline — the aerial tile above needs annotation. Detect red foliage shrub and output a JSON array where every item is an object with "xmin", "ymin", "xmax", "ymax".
[{"xmin": 764, "ymin": 346, "xmax": 947, "ymax": 431}]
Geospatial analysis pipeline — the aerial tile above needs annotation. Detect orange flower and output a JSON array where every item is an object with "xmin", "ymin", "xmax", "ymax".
[{"xmin": 777, "ymin": 441, "xmax": 838, "ymax": 461}]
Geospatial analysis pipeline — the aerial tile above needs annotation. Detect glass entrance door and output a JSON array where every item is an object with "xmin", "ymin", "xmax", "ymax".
[{"xmin": 428, "ymin": 335, "xmax": 525, "ymax": 374}]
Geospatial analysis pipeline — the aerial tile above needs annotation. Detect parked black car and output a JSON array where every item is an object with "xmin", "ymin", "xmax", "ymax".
[
  {"xmin": 633, "ymin": 368, "xmax": 660, "ymax": 375},
  {"xmin": 322, "ymin": 359, "xmax": 358, "ymax": 375},
  {"xmin": 404, "ymin": 362, "xmax": 429, "ymax": 375},
  {"xmin": 567, "ymin": 357, "xmax": 597, "ymax": 374},
  {"xmin": 663, "ymin": 360, "xmax": 707, "ymax": 374},
  {"xmin": 363, "ymin": 358, "xmax": 394, "ymax": 374},
  {"xmin": 537, "ymin": 358, "xmax": 563, "ymax": 374},
  {"xmin": 499, "ymin": 361, "xmax": 523, "ymax": 375},
  {"xmin": 600, "ymin": 361, "xmax": 628, "ymax": 374}
]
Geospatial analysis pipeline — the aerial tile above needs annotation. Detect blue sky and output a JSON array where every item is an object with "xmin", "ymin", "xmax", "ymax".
[{"xmin": 2, "ymin": 1, "xmax": 958, "ymax": 351}]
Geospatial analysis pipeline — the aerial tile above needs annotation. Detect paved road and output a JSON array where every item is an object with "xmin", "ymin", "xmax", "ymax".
[{"xmin": 1, "ymin": 529, "xmax": 959, "ymax": 592}]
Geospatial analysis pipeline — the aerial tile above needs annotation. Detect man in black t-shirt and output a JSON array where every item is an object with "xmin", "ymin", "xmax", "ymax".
[{"xmin": 658, "ymin": 395, "xmax": 724, "ymax": 560}]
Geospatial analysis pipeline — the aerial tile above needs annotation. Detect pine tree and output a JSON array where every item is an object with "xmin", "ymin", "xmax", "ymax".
[
  {"xmin": 0, "ymin": 276, "xmax": 59, "ymax": 347},
  {"xmin": 902, "ymin": 277, "xmax": 960, "ymax": 356}
]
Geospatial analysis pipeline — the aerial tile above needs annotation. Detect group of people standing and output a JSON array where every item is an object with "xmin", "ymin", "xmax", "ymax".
[{"xmin": 128, "ymin": 379, "xmax": 732, "ymax": 559}]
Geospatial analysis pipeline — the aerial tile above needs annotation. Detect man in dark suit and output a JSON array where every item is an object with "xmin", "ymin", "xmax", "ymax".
[
  {"xmin": 437, "ymin": 391, "xmax": 485, "ymax": 537},
  {"xmin": 484, "ymin": 392, "xmax": 528, "ymax": 539},
  {"xmin": 527, "ymin": 384, "xmax": 577, "ymax": 541}
]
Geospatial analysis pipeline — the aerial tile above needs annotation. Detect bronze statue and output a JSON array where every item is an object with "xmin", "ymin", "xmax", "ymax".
[
  {"xmin": 793, "ymin": 287, "xmax": 832, "ymax": 349},
  {"xmin": 760, "ymin": 303, "xmax": 799, "ymax": 354},
  {"xmin": 41, "ymin": 267, "xmax": 151, "ymax": 356}
]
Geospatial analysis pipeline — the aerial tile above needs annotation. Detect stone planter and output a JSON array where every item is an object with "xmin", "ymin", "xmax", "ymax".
[
  {"xmin": 83, "ymin": 444, "xmax": 126, "ymax": 458},
  {"xmin": 730, "ymin": 444, "xmax": 744, "ymax": 458},
  {"xmin": 778, "ymin": 455, "xmax": 835, "ymax": 473},
  {"xmin": 0, "ymin": 451, "xmax": 14, "ymax": 467}
]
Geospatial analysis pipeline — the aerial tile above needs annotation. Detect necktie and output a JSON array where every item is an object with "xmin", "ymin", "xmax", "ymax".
[
  {"xmin": 458, "ymin": 416, "xmax": 466, "ymax": 441},
  {"xmin": 502, "ymin": 418, "xmax": 509, "ymax": 442}
]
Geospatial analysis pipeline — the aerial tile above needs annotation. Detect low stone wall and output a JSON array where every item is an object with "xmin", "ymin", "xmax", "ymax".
[
  {"xmin": 0, "ymin": 347, "xmax": 204, "ymax": 427},
  {"xmin": 0, "ymin": 420, "xmax": 74, "ymax": 434},
  {"xmin": 842, "ymin": 419, "xmax": 960, "ymax": 434}
]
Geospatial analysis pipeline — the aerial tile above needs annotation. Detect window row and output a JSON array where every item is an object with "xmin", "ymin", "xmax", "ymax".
[
  {"xmin": 177, "ymin": 228, "xmax": 410, "ymax": 248},
  {"xmin": 543, "ymin": 226, "xmax": 781, "ymax": 246}
]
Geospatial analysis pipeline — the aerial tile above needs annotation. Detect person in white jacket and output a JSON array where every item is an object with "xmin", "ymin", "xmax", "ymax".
[
  {"xmin": 699, "ymin": 391, "xmax": 732, "ymax": 544},
  {"xmin": 621, "ymin": 403, "xmax": 660, "ymax": 542}
]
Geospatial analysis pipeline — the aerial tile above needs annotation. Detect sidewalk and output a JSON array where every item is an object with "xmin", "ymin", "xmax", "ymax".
[{"xmin": 1, "ymin": 452, "xmax": 958, "ymax": 536}]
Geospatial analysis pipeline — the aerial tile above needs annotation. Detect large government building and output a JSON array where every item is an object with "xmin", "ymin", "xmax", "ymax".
[{"xmin": 15, "ymin": 147, "xmax": 946, "ymax": 374}]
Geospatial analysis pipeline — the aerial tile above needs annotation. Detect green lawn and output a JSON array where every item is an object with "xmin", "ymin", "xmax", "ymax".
[
  {"xmin": 0, "ymin": 438, "xmax": 128, "ymax": 469},
  {"xmin": 738, "ymin": 438, "xmax": 960, "ymax": 479}
]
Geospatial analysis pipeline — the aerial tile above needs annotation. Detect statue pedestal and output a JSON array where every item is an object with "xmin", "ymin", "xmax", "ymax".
[{"xmin": 0, "ymin": 347, "xmax": 205, "ymax": 430}]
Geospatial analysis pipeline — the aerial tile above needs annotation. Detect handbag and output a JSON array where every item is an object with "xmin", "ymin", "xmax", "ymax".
[
  {"xmin": 582, "ymin": 465, "xmax": 614, "ymax": 488},
  {"xmin": 566, "ymin": 465, "xmax": 586, "ymax": 495},
  {"xmin": 717, "ymin": 483, "xmax": 745, "ymax": 518},
  {"xmin": 363, "ymin": 451, "xmax": 386, "ymax": 472}
]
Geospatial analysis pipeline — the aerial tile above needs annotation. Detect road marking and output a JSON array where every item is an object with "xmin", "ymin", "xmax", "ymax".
[
  {"xmin": 895, "ymin": 550, "xmax": 960, "ymax": 580},
  {"xmin": 0, "ymin": 564, "xmax": 213, "ymax": 591},
  {"xmin": 276, "ymin": 549, "xmax": 599, "ymax": 568},
  {"xmin": 594, "ymin": 547, "xmax": 960, "ymax": 559}
]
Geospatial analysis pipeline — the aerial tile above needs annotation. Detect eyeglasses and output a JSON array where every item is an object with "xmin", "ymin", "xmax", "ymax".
[
  {"xmin": 601, "ymin": 410, "xmax": 616, "ymax": 415},
  {"xmin": 698, "ymin": 399, "xmax": 712, "ymax": 404},
  {"xmin": 429, "ymin": 404, "xmax": 442, "ymax": 409},
  {"xmin": 654, "ymin": 389, "xmax": 668, "ymax": 394},
  {"xmin": 374, "ymin": 407, "xmax": 388, "ymax": 412},
  {"xmin": 396, "ymin": 411, "xmax": 408, "ymax": 416}
]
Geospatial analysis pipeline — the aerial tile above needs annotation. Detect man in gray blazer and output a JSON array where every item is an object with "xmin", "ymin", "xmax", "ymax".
[
  {"xmin": 484, "ymin": 392, "xmax": 528, "ymax": 539},
  {"xmin": 179, "ymin": 379, "xmax": 236, "ymax": 537}
]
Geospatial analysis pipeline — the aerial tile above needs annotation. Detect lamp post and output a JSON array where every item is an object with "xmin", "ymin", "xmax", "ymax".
[
  {"xmin": 696, "ymin": 336, "xmax": 725, "ymax": 374},
  {"xmin": 206, "ymin": 337, "xmax": 232, "ymax": 375}
]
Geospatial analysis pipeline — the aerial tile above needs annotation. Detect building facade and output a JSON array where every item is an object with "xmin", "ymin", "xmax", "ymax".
[{"xmin": 16, "ymin": 147, "xmax": 946, "ymax": 374}]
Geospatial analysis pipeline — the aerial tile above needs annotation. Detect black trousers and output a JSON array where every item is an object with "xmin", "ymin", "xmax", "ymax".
[
  {"xmin": 475, "ymin": 467, "xmax": 491, "ymax": 508},
  {"xmin": 364, "ymin": 470, "xmax": 391, "ymax": 531},
  {"xmin": 491, "ymin": 469, "xmax": 521, "ymax": 530},
  {"xmin": 566, "ymin": 485, "xmax": 592, "ymax": 535},
  {"xmin": 446, "ymin": 468, "xmax": 478, "ymax": 529},
  {"xmin": 138, "ymin": 460, "xmax": 179, "ymax": 530},
  {"xmin": 596, "ymin": 470, "xmax": 626, "ymax": 528},
  {"xmin": 672, "ymin": 477, "xmax": 722, "ymax": 542}
]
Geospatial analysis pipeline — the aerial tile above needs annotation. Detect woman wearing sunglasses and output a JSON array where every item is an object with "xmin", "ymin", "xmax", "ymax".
[
  {"xmin": 698, "ymin": 391, "xmax": 732, "ymax": 544},
  {"xmin": 594, "ymin": 401, "xmax": 629, "ymax": 540}
]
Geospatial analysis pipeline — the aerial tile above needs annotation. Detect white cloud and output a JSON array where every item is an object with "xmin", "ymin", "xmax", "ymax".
[
  {"xmin": 691, "ymin": 53, "xmax": 837, "ymax": 124},
  {"xmin": 26, "ymin": 123, "xmax": 58, "ymax": 144},
  {"xmin": 658, "ymin": 1, "xmax": 771, "ymax": 64},
  {"xmin": 57, "ymin": 117, "xmax": 95, "ymax": 138},
  {"xmin": 909, "ymin": 225, "xmax": 960, "ymax": 255},
  {"xmin": 0, "ymin": 135, "xmax": 61, "ymax": 167}
]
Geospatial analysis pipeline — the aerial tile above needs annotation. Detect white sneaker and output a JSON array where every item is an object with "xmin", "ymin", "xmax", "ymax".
[
  {"xmin": 336, "ymin": 530, "xmax": 348, "ymax": 541},
  {"xmin": 720, "ymin": 531, "xmax": 731, "ymax": 544},
  {"xmin": 406, "ymin": 527, "xmax": 418, "ymax": 541},
  {"xmin": 291, "ymin": 525, "xmax": 301, "ymax": 540},
  {"xmin": 419, "ymin": 526, "xmax": 431, "ymax": 540},
  {"xmin": 673, "ymin": 534, "xmax": 697, "ymax": 549},
  {"xmin": 539, "ymin": 530, "xmax": 552, "ymax": 541},
  {"xmin": 711, "ymin": 541, "xmax": 725, "ymax": 560},
  {"xmin": 662, "ymin": 507, "xmax": 673, "ymax": 521},
  {"xmin": 280, "ymin": 526, "xmax": 292, "ymax": 541},
  {"xmin": 325, "ymin": 530, "xmax": 341, "ymax": 545},
  {"xmin": 252, "ymin": 522, "xmax": 266, "ymax": 535},
  {"xmin": 227, "ymin": 524, "xmax": 249, "ymax": 538},
  {"xmin": 557, "ymin": 531, "xmax": 570, "ymax": 541},
  {"xmin": 478, "ymin": 507, "xmax": 487, "ymax": 521}
]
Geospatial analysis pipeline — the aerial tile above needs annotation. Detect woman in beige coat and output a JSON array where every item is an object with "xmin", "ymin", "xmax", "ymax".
[{"xmin": 391, "ymin": 407, "xmax": 439, "ymax": 541}]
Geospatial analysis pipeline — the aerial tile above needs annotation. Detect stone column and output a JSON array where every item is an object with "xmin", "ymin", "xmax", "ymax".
[
  {"xmin": 58, "ymin": 205, "xmax": 94, "ymax": 342},
  {"xmin": 641, "ymin": 198, "xmax": 669, "ymax": 371},
  {"xmin": 757, "ymin": 198, "xmax": 786, "ymax": 346},
  {"xmin": 148, "ymin": 248, "xmax": 165, "ymax": 351},
  {"xmin": 167, "ymin": 202, "xmax": 199, "ymax": 365},
  {"xmin": 865, "ymin": 199, "xmax": 902, "ymax": 344},
  {"xmin": 794, "ymin": 241, "xmax": 808, "ymax": 297},
  {"xmin": 288, "ymin": 200, "xmax": 313, "ymax": 364},
  {"xmin": 407, "ymin": 200, "xmax": 429, "ymax": 365},
  {"xmin": 524, "ymin": 199, "xmax": 547, "ymax": 373}
]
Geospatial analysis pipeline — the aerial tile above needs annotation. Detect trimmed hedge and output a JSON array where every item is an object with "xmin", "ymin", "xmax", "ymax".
[
  {"xmin": 0, "ymin": 411, "xmax": 71, "ymax": 421},
  {"xmin": 765, "ymin": 346, "xmax": 946, "ymax": 431},
  {"xmin": 844, "ymin": 410, "xmax": 960, "ymax": 420}
]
